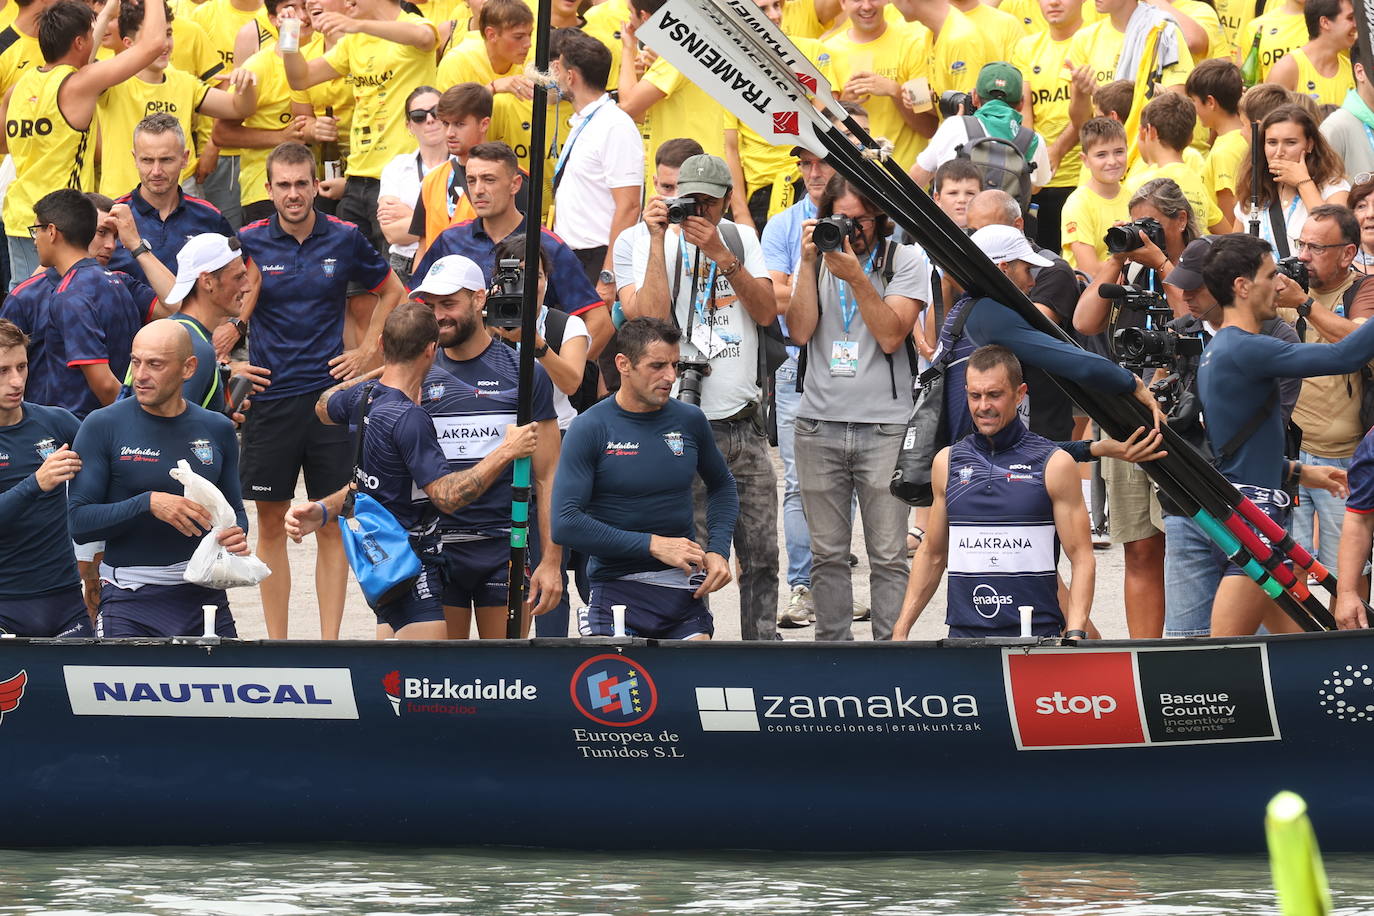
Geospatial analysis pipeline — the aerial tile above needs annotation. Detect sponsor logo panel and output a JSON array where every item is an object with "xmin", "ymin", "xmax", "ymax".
[
  {"xmin": 570, "ymin": 654, "xmax": 658, "ymax": 727},
  {"xmin": 1004, "ymin": 645, "xmax": 1279, "ymax": 750},
  {"xmin": 64, "ymin": 667, "xmax": 358, "ymax": 719},
  {"xmin": 1317, "ymin": 663, "xmax": 1374, "ymax": 723},
  {"xmin": 381, "ymin": 669, "xmax": 538, "ymax": 716},
  {"xmin": 694, "ymin": 685, "xmax": 983, "ymax": 734}
]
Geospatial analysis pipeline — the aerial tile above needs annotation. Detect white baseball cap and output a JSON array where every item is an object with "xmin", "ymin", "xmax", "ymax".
[
  {"xmin": 412, "ymin": 255, "xmax": 486, "ymax": 297},
  {"xmin": 166, "ymin": 233, "xmax": 242, "ymax": 304},
  {"xmin": 970, "ymin": 224, "xmax": 1053, "ymax": 268}
]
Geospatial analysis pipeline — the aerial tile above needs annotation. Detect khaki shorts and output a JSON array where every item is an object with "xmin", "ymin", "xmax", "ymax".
[{"xmin": 1102, "ymin": 455, "xmax": 1163, "ymax": 544}]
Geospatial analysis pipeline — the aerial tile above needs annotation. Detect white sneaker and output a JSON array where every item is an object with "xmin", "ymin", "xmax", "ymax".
[
  {"xmin": 853, "ymin": 602, "xmax": 871, "ymax": 621},
  {"xmin": 780, "ymin": 584, "xmax": 813, "ymax": 628}
]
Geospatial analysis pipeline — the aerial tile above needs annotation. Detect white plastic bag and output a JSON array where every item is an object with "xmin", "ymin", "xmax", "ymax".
[{"xmin": 170, "ymin": 460, "xmax": 271, "ymax": 589}]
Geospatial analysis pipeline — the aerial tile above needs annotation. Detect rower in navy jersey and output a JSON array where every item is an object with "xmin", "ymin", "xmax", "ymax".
[
  {"xmin": 553, "ymin": 317, "xmax": 738, "ymax": 641},
  {"xmin": 232, "ymin": 142, "xmax": 408, "ymax": 641},
  {"xmin": 892, "ymin": 346, "xmax": 1096, "ymax": 640},
  {"xmin": 410, "ymin": 255, "xmax": 563, "ymax": 638},
  {"xmin": 68, "ymin": 320, "xmax": 250, "ymax": 638},
  {"xmin": 0, "ymin": 319, "xmax": 90, "ymax": 638},
  {"xmin": 27, "ymin": 190, "xmax": 148, "ymax": 419},
  {"xmin": 283, "ymin": 303, "xmax": 540, "ymax": 639}
]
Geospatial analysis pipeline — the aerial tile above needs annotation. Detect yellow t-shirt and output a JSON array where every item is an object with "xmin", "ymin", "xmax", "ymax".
[
  {"xmin": 582, "ymin": 0, "xmax": 631, "ymax": 92},
  {"xmin": 190, "ymin": 0, "xmax": 273, "ymax": 71},
  {"xmin": 959, "ymin": 3, "xmax": 1026, "ymax": 57},
  {"xmin": 0, "ymin": 24, "xmax": 41, "ymax": 100},
  {"xmin": 1213, "ymin": 0, "xmax": 1278, "ymax": 59},
  {"xmin": 1129, "ymin": 159, "xmax": 1223, "ymax": 228},
  {"xmin": 488, "ymin": 91, "xmax": 564, "ymax": 223},
  {"xmin": 324, "ymin": 13, "xmax": 439, "ymax": 179},
  {"xmin": 1013, "ymin": 30, "xmax": 1078, "ymax": 189},
  {"xmin": 1174, "ymin": 0, "xmax": 1228, "ymax": 61},
  {"xmin": 1246, "ymin": 10, "xmax": 1306, "ymax": 81},
  {"xmin": 237, "ymin": 45, "xmax": 312, "ymax": 205},
  {"xmin": 0, "ymin": 2, "xmax": 16, "ymax": 29},
  {"xmin": 641, "ymin": 56, "xmax": 726, "ymax": 182},
  {"xmin": 1061, "ymin": 182, "xmax": 1129, "ymax": 269},
  {"xmin": 1291, "ymin": 48, "xmax": 1355, "ymax": 107},
  {"xmin": 999, "ymin": 0, "xmax": 1102, "ymax": 36},
  {"xmin": 824, "ymin": 23, "xmax": 925, "ymax": 169},
  {"xmin": 1066, "ymin": 17, "xmax": 1195, "ymax": 90},
  {"xmin": 3, "ymin": 65, "xmax": 94, "ymax": 236},
  {"xmin": 724, "ymin": 36, "xmax": 834, "ymax": 196},
  {"xmin": 436, "ymin": 31, "xmax": 522, "ymax": 89},
  {"xmin": 1204, "ymin": 127, "xmax": 1248, "ymax": 202},
  {"xmin": 172, "ymin": 14, "xmax": 223, "ymax": 82},
  {"xmin": 915, "ymin": 6, "xmax": 993, "ymax": 97},
  {"xmin": 782, "ymin": 0, "xmax": 832, "ymax": 40},
  {"xmin": 96, "ymin": 66, "xmax": 210, "ymax": 196}
]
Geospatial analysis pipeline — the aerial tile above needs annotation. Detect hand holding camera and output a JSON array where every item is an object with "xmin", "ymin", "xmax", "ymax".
[{"xmin": 1104, "ymin": 217, "xmax": 1169, "ymax": 271}]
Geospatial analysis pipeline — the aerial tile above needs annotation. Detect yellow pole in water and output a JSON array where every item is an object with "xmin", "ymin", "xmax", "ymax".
[{"xmin": 1266, "ymin": 791, "xmax": 1331, "ymax": 916}]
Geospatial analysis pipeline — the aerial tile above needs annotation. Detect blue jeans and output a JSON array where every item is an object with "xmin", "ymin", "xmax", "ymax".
[
  {"xmin": 1288, "ymin": 450, "xmax": 1351, "ymax": 570},
  {"xmin": 6, "ymin": 235, "xmax": 37, "ymax": 291},
  {"xmin": 1163, "ymin": 514, "xmax": 1218, "ymax": 637},
  {"xmin": 774, "ymin": 357, "xmax": 812, "ymax": 588}
]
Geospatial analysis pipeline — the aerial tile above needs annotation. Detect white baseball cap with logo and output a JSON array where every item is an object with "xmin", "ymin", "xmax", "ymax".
[
  {"xmin": 412, "ymin": 255, "xmax": 487, "ymax": 297},
  {"xmin": 166, "ymin": 233, "xmax": 242, "ymax": 304},
  {"xmin": 970, "ymin": 224, "xmax": 1053, "ymax": 268}
]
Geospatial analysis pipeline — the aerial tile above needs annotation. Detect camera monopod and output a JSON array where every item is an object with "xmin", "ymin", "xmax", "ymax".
[
  {"xmin": 503, "ymin": 0, "xmax": 552, "ymax": 639},
  {"xmin": 1248, "ymin": 120, "xmax": 1262, "ymax": 237}
]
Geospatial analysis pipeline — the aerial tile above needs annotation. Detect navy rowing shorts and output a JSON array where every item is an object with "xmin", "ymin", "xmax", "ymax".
[
  {"xmin": 375, "ymin": 556, "xmax": 445, "ymax": 632},
  {"xmin": 580, "ymin": 579, "xmax": 713, "ymax": 640},
  {"xmin": 0, "ymin": 587, "xmax": 92, "ymax": 638},
  {"xmin": 439, "ymin": 536, "xmax": 514, "ymax": 609},
  {"xmin": 98, "ymin": 582, "xmax": 236, "ymax": 638}
]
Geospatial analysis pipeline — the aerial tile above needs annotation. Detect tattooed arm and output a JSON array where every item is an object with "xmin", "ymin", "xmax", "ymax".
[
  {"xmin": 422, "ymin": 422, "xmax": 538, "ymax": 514},
  {"xmin": 314, "ymin": 368, "xmax": 385, "ymax": 424}
]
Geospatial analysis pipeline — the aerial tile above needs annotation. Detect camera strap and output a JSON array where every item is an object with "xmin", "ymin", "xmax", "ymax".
[
  {"xmin": 342, "ymin": 382, "xmax": 378, "ymax": 519},
  {"xmin": 1218, "ymin": 390, "xmax": 1277, "ymax": 463},
  {"xmin": 1267, "ymin": 197, "xmax": 1293, "ymax": 258}
]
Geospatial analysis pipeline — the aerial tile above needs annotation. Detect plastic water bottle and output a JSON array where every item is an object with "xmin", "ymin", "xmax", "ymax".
[{"xmin": 1018, "ymin": 605, "xmax": 1034, "ymax": 638}]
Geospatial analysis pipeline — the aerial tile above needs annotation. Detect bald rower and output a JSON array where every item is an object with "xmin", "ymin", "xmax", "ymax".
[{"xmin": 69, "ymin": 320, "xmax": 250, "ymax": 638}]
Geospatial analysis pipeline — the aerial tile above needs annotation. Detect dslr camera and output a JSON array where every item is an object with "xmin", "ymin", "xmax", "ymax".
[
  {"xmin": 484, "ymin": 258, "xmax": 524, "ymax": 330},
  {"xmin": 1104, "ymin": 217, "xmax": 1166, "ymax": 254},
  {"xmin": 813, "ymin": 215, "xmax": 855, "ymax": 252},
  {"xmin": 937, "ymin": 90, "xmax": 975, "ymax": 119},
  {"xmin": 1102, "ymin": 283, "xmax": 1203, "ymax": 371},
  {"xmin": 1276, "ymin": 255, "xmax": 1310, "ymax": 292},
  {"xmin": 662, "ymin": 196, "xmax": 699, "ymax": 224},
  {"xmin": 677, "ymin": 359, "xmax": 711, "ymax": 406}
]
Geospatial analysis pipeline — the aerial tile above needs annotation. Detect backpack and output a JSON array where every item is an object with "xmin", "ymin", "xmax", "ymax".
[
  {"xmin": 954, "ymin": 116, "xmax": 1036, "ymax": 214},
  {"xmin": 539, "ymin": 307, "xmax": 602, "ymax": 414}
]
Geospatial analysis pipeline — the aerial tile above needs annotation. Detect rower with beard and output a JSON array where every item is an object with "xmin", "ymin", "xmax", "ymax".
[
  {"xmin": 552, "ymin": 317, "xmax": 738, "ymax": 641},
  {"xmin": 68, "ymin": 320, "xmax": 250, "ymax": 637},
  {"xmin": 892, "ymin": 344, "xmax": 1096, "ymax": 640},
  {"xmin": 409, "ymin": 255, "xmax": 563, "ymax": 639}
]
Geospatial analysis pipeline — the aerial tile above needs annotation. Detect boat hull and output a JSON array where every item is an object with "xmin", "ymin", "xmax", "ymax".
[{"xmin": 1, "ymin": 632, "xmax": 1371, "ymax": 852}]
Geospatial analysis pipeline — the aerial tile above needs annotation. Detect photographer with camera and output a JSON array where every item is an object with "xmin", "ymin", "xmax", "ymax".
[
  {"xmin": 1074, "ymin": 177, "xmax": 1201, "ymax": 638},
  {"xmin": 1197, "ymin": 233, "xmax": 1374, "ymax": 637},
  {"xmin": 787, "ymin": 176, "xmax": 930, "ymax": 641},
  {"xmin": 1269, "ymin": 206, "xmax": 1374, "ymax": 572},
  {"xmin": 1157, "ymin": 237, "xmax": 1301, "ymax": 637},
  {"xmin": 623, "ymin": 153, "xmax": 780, "ymax": 641}
]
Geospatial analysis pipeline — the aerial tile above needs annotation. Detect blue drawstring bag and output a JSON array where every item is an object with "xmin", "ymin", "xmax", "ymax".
[{"xmin": 338, "ymin": 385, "xmax": 421, "ymax": 608}]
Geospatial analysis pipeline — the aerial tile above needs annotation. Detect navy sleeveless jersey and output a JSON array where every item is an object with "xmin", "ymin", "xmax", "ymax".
[
  {"xmin": 420, "ymin": 341, "xmax": 556, "ymax": 535},
  {"xmin": 0, "ymin": 402, "xmax": 81, "ymax": 598},
  {"xmin": 944, "ymin": 422, "xmax": 1063, "ymax": 634}
]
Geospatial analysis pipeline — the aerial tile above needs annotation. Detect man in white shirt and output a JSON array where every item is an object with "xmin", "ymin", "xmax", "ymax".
[{"xmin": 551, "ymin": 29, "xmax": 644, "ymax": 305}]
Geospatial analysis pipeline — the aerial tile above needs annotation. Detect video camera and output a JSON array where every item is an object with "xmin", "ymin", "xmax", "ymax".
[
  {"xmin": 1100, "ymin": 283, "xmax": 1203, "ymax": 371},
  {"xmin": 484, "ymin": 258, "xmax": 525, "ymax": 330},
  {"xmin": 662, "ymin": 197, "xmax": 699, "ymax": 224},
  {"xmin": 677, "ymin": 359, "xmax": 711, "ymax": 406}
]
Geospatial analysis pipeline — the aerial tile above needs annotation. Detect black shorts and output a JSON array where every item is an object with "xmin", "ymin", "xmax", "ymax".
[
  {"xmin": 240, "ymin": 389, "xmax": 353, "ymax": 501},
  {"xmin": 0, "ymin": 587, "xmax": 92, "ymax": 638},
  {"xmin": 439, "ymin": 536, "xmax": 517, "ymax": 609},
  {"xmin": 580, "ymin": 579, "xmax": 713, "ymax": 640},
  {"xmin": 338, "ymin": 176, "xmax": 384, "ymax": 257}
]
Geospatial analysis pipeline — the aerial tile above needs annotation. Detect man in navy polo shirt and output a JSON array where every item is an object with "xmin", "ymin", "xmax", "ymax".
[
  {"xmin": 410, "ymin": 141, "xmax": 614, "ymax": 360},
  {"xmin": 0, "ymin": 319, "xmax": 90, "ymax": 638},
  {"xmin": 110, "ymin": 115, "xmax": 234, "ymax": 288},
  {"xmin": 234, "ymin": 141, "xmax": 407, "ymax": 640}
]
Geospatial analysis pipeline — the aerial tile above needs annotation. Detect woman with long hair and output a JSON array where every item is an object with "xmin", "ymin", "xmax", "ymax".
[
  {"xmin": 1234, "ymin": 104, "xmax": 1350, "ymax": 250},
  {"xmin": 1348, "ymin": 176, "xmax": 1374, "ymax": 274}
]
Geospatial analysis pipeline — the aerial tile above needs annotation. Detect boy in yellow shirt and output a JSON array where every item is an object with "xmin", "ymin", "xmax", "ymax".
[
  {"xmin": 1061, "ymin": 117, "xmax": 1129, "ymax": 275},
  {"xmin": 1186, "ymin": 58, "xmax": 1248, "ymax": 224},
  {"xmin": 435, "ymin": 0, "xmax": 530, "ymax": 96},
  {"xmin": 1129, "ymin": 91, "xmax": 1229, "ymax": 233},
  {"xmin": 1268, "ymin": 0, "xmax": 1356, "ymax": 106}
]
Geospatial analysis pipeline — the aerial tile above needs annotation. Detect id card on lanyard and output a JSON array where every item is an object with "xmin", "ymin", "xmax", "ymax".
[{"xmin": 829, "ymin": 249, "xmax": 877, "ymax": 377}]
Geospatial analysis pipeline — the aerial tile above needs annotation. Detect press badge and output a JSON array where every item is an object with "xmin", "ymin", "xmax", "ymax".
[
  {"xmin": 829, "ymin": 339, "xmax": 858, "ymax": 376},
  {"xmin": 691, "ymin": 322, "xmax": 727, "ymax": 358}
]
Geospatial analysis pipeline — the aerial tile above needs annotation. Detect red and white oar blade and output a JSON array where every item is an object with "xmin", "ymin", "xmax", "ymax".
[{"xmin": 694, "ymin": 0, "xmax": 842, "ymax": 117}]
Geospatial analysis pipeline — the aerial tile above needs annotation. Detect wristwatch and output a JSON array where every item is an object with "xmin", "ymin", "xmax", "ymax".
[
  {"xmin": 129, "ymin": 240, "xmax": 152, "ymax": 259},
  {"xmin": 598, "ymin": 269, "xmax": 615, "ymax": 285},
  {"xmin": 227, "ymin": 317, "xmax": 247, "ymax": 340},
  {"xmin": 533, "ymin": 341, "xmax": 549, "ymax": 357},
  {"xmin": 1297, "ymin": 297, "xmax": 1314, "ymax": 318}
]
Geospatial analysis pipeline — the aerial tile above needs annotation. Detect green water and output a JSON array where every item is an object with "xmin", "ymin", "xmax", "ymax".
[{"xmin": 0, "ymin": 848, "xmax": 1368, "ymax": 915}]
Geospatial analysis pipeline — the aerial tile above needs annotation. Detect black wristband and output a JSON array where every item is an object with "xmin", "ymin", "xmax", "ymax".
[
  {"xmin": 1297, "ymin": 297, "xmax": 1314, "ymax": 318},
  {"xmin": 1064, "ymin": 629, "xmax": 1088, "ymax": 640},
  {"xmin": 130, "ymin": 240, "xmax": 152, "ymax": 259}
]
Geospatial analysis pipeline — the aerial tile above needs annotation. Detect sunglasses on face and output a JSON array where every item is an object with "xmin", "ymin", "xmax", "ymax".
[{"xmin": 408, "ymin": 107, "xmax": 438, "ymax": 124}]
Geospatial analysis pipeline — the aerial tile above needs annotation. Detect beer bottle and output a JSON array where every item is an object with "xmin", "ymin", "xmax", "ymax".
[
  {"xmin": 1241, "ymin": 31, "xmax": 1262, "ymax": 88},
  {"xmin": 322, "ymin": 105, "xmax": 343, "ymax": 181}
]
